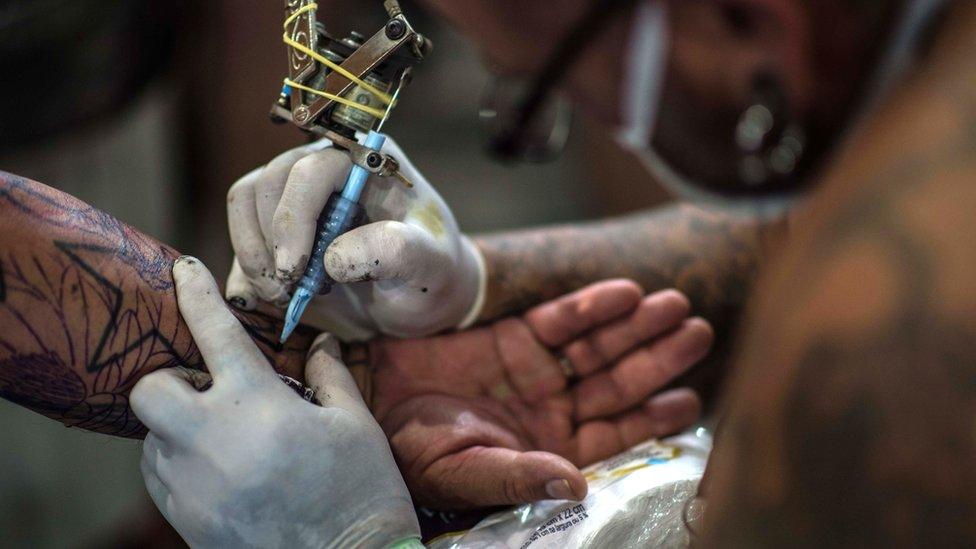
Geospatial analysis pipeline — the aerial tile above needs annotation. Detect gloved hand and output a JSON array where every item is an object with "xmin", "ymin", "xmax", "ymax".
[
  {"xmin": 225, "ymin": 136, "xmax": 485, "ymax": 341},
  {"xmin": 131, "ymin": 256, "xmax": 420, "ymax": 549}
]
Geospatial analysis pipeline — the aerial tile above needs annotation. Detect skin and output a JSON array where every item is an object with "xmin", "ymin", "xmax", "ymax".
[
  {"xmin": 418, "ymin": 0, "xmax": 833, "ymax": 396},
  {"xmin": 475, "ymin": 205, "xmax": 778, "ymax": 406},
  {"xmin": 423, "ymin": 0, "xmax": 887, "ymax": 343},
  {"xmin": 476, "ymin": 205, "xmax": 772, "ymax": 326},
  {"xmin": 0, "ymin": 172, "xmax": 315, "ymax": 437},
  {"xmin": 367, "ymin": 280, "xmax": 712, "ymax": 508},
  {"xmin": 421, "ymin": 0, "xmax": 976, "ymax": 542},
  {"xmin": 703, "ymin": 3, "xmax": 976, "ymax": 545},
  {"xmin": 419, "ymin": 0, "xmax": 882, "ymax": 135},
  {"xmin": 0, "ymin": 172, "xmax": 711, "ymax": 508}
]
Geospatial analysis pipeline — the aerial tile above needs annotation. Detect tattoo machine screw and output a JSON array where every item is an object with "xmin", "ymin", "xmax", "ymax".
[{"xmin": 273, "ymin": 0, "xmax": 431, "ymax": 342}]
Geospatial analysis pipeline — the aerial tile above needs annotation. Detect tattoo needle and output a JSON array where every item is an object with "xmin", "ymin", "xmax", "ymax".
[{"xmin": 280, "ymin": 74, "xmax": 408, "ymax": 343}]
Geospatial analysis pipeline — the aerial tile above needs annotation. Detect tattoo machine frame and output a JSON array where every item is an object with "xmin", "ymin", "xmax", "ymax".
[{"xmin": 271, "ymin": 0, "xmax": 431, "ymax": 342}]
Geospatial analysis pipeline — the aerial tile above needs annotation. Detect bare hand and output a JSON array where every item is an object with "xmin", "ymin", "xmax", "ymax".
[{"xmin": 367, "ymin": 280, "xmax": 713, "ymax": 509}]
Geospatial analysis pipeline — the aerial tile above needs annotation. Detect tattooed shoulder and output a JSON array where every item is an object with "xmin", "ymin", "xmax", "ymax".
[{"xmin": 704, "ymin": 80, "xmax": 976, "ymax": 546}]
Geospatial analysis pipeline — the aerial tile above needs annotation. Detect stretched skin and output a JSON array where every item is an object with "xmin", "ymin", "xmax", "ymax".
[{"xmin": 0, "ymin": 172, "xmax": 315, "ymax": 437}]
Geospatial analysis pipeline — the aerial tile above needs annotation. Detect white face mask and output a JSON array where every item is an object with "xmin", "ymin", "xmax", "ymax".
[
  {"xmin": 613, "ymin": 0, "xmax": 792, "ymax": 217},
  {"xmin": 612, "ymin": 0, "xmax": 951, "ymax": 218},
  {"xmin": 615, "ymin": 0, "xmax": 669, "ymax": 153}
]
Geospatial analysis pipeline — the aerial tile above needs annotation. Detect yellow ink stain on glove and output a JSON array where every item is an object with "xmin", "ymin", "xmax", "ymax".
[{"xmin": 411, "ymin": 200, "xmax": 445, "ymax": 237}]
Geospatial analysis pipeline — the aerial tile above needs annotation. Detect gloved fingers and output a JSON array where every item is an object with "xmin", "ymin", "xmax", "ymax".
[
  {"xmin": 140, "ymin": 452, "xmax": 171, "ymax": 503},
  {"xmin": 298, "ymin": 288, "xmax": 378, "ymax": 342},
  {"xmin": 142, "ymin": 431, "xmax": 177, "ymax": 481},
  {"xmin": 254, "ymin": 147, "xmax": 315, "ymax": 254},
  {"xmin": 523, "ymin": 279, "xmax": 645, "ymax": 348},
  {"xmin": 273, "ymin": 148, "xmax": 351, "ymax": 283},
  {"xmin": 491, "ymin": 318, "xmax": 567, "ymax": 403},
  {"xmin": 572, "ymin": 388, "xmax": 702, "ymax": 465},
  {"xmin": 173, "ymin": 256, "xmax": 275, "ymax": 383},
  {"xmin": 417, "ymin": 448, "xmax": 587, "ymax": 509},
  {"xmin": 304, "ymin": 332, "xmax": 370, "ymax": 414},
  {"xmin": 227, "ymin": 170, "xmax": 288, "ymax": 305},
  {"xmin": 572, "ymin": 317, "xmax": 713, "ymax": 421},
  {"xmin": 560, "ymin": 289, "xmax": 691, "ymax": 376},
  {"xmin": 225, "ymin": 257, "xmax": 258, "ymax": 311},
  {"xmin": 131, "ymin": 367, "xmax": 201, "ymax": 441},
  {"xmin": 324, "ymin": 220, "xmax": 448, "ymax": 284},
  {"xmin": 140, "ymin": 453, "xmax": 180, "ymax": 530}
]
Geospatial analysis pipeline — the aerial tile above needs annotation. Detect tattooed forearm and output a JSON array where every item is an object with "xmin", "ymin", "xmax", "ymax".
[
  {"xmin": 0, "ymin": 172, "xmax": 315, "ymax": 437},
  {"xmin": 476, "ymin": 205, "xmax": 782, "ymax": 399},
  {"xmin": 476, "ymin": 204, "xmax": 779, "ymax": 327}
]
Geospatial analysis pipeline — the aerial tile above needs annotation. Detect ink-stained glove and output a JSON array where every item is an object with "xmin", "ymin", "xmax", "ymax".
[
  {"xmin": 225, "ymin": 136, "xmax": 485, "ymax": 341},
  {"xmin": 131, "ymin": 256, "xmax": 420, "ymax": 549}
]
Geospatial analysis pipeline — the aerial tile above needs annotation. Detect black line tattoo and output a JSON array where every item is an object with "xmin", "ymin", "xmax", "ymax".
[{"xmin": 0, "ymin": 172, "xmax": 313, "ymax": 437}]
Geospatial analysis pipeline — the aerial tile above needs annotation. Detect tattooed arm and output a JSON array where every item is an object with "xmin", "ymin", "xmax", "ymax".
[
  {"xmin": 476, "ymin": 205, "xmax": 782, "ymax": 400},
  {"xmin": 476, "ymin": 205, "xmax": 778, "ymax": 326},
  {"xmin": 0, "ymin": 172, "xmax": 315, "ymax": 438},
  {"xmin": 703, "ymin": 5, "xmax": 976, "ymax": 546}
]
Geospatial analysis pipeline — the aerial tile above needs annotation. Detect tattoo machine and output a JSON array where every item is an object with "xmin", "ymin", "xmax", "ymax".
[{"xmin": 271, "ymin": 0, "xmax": 431, "ymax": 342}]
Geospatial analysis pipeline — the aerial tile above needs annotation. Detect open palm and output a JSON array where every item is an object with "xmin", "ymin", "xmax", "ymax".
[{"xmin": 366, "ymin": 280, "xmax": 713, "ymax": 509}]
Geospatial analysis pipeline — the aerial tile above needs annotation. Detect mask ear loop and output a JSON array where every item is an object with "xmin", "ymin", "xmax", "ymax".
[{"xmin": 616, "ymin": 0, "xmax": 669, "ymax": 151}]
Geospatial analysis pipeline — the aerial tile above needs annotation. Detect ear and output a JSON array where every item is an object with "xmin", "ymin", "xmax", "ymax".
[{"xmin": 667, "ymin": 0, "xmax": 812, "ymax": 116}]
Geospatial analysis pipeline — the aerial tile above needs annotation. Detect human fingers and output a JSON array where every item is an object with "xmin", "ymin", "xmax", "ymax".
[
  {"xmin": 304, "ymin": 332, "xmax": 370, "ymax": 415},
  {"xmin": 523, "ymin": 279, "xmax": 644, "ymax": 347},
  {"xmin": 492, "ymin": 318, "xmax": 567, "ymax": 402},
  {"xmin": 131, "ymin": 367, "xmax": 201, "ymax": 441},
  {"xmin": 225, "ymin": 257, "xmax": 259, "ymax": 311},
  {"xmin": 573, "ymin": 317, "xmax": 713, "ymax": 421},
  {"xmin": 561, "ymin": 289, "xmax": 691, "ymax": 376},
  {"xmin": 173, "ymin": 256, "xmax": 274, "ymax": 383},
  {"xmin": 572, "ymin": 388, "xmax": 702, "ymax": 465},
  {"xmin": 416, "ymin": 447, "xmax": 587, "ymax": 509},
  {"xmin": 227, "ymin": 169, "xmax": 288, "ymax": 305},
  {"xmin": 273, "ymin": 148, "xmax": 350, "ymax": 282},
  {"xmin": 324, "ymin": 220, "xmax": 449, "ymax": 284}
]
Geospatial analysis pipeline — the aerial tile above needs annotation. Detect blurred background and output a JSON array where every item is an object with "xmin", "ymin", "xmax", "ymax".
[{"xmin": 0, "ymin": 1, "xmax": 665, "ymax": 546}]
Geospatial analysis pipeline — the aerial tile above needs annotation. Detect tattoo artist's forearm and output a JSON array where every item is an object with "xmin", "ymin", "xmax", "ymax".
[
  {"xmin": 0, "ymin": 173, "xmax": 313, "ymax": 437},
  {"xmin": 476, "ymin": 204, "xmax": 778, "ymax": 327}
]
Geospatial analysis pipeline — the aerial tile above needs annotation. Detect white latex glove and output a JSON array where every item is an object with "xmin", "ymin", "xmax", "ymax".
[
  {"xmin": 131, "ymin": 256, "xmax": 420, "ymax": 549},
  {"xmin": 226, "ymin": 136, "xmax": 485, "ymax": 341}
]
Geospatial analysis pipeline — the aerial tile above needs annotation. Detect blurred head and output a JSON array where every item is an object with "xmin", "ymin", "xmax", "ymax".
[{"xmin": 420, "ymin": 0, "xmax": 941, "ymax": 210}]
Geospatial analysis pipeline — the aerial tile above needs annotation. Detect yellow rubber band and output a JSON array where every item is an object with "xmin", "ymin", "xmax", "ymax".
[
  {"xmin": 284, "ymin": 78, "xmax": 389, "ymax": 119},
  {"xmin": 282, "ymin": 2, "xmax": 394, "ymax": 112},
  {"xmin": 282, "ymin": 35, "xmax": 393, "ymax": 105},
  {"xmin": 283, "ymin": 2, "xmax": 317, "ymax": 29}
]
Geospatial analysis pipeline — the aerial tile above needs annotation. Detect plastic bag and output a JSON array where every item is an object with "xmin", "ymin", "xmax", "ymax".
[{"xmin": 427, "ymin": 428, "xmax": 711, "ymax": 548}]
